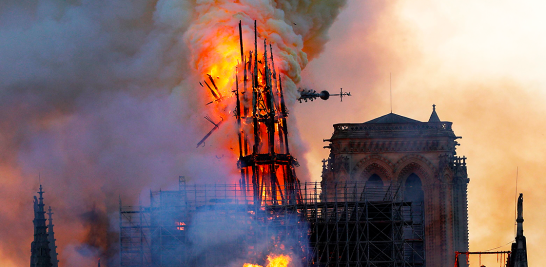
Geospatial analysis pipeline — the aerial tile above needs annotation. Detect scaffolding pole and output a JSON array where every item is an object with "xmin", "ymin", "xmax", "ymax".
[{"xmin": 119, "ymin": 182, "xmax": 425, "ymax": 267}]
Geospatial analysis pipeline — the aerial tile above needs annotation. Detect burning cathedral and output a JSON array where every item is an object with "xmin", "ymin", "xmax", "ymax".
[
  {"xmin": 119, "ymin": 102, "xmax": 472, "ymax": 266},
  {"xmin": 118, "ymin": 21, "xmax": 472, "ymax": 267},
  {"xmin": 24, "ymin": 18, "xmax": 530, "ymax": 267},
  {"xmin": 14, "ymin": 0, "xmax": 534, "ymax": 265}
]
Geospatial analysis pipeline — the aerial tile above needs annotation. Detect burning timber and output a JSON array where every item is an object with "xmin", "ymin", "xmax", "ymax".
[
  {"xmin": 233, "ymin": 20, "xmax": 302, "ymax": 206},
  {"xmin": 196, "ymin": 20, "xmax": 351, "ymax": 206},
  {"xmin": 196, "ymin": 20, "xmax": 305, "ymax": 205},
  {"xmin": 196, "ymin": 116, "xmax": 224, "ymax": 148}
]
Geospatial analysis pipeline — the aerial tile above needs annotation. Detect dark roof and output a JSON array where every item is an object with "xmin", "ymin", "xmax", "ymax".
[
  {"xmin": 428, "ymin": 104, "xmax": 441, "ymax": 122},
  {"xmin": 364, "ymin": 113, "xmax": 421, "ymax": 124}
]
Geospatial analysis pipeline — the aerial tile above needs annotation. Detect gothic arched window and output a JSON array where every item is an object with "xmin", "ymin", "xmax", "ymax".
[
  {"xmin": 403, "ymin": 173, "xmax": 425, "ymax": 263},
  {"xmin": 404, "ymin": 173, "xmax": 424, "ymax": 203},
  {"xmin": 366, "ymin": 174, "xmax": 383, "ymax": 188}
]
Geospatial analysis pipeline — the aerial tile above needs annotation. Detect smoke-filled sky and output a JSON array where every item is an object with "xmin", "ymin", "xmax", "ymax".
[
  {"xmin": 297, "ymin": 1, "xmax": 546, "ymax": 266},
  {"xmin": 0, "ymin": 0, "xmax": 346, "ymax": 266},
  {"xmin": 1, "ymin": 0, "xmax": 545, "ymax": 266}
]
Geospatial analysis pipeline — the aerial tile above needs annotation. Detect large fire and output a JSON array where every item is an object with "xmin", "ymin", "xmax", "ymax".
[
  {"xmin": 193, "ymin": 19, "xmax": 302, "ymax": 205},
  {"xmin": 185, "ymin": 2, "xmax": 312, "ymax": 202},
  {"xmin": 243, "ymin": 254, "xmax": 291, "ymax": 267}
]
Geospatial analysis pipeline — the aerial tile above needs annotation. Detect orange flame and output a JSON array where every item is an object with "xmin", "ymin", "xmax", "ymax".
[
  {"xmin": 194, "ymin": 26, "xmax": 240, "ymax": 110},
  {"xmin": 266, "ymin": 254, "xmax": 291, "ymax": 267},
  {"xmin": 243, "ymin": 254, "xmax": 291, "ymax": 267}
]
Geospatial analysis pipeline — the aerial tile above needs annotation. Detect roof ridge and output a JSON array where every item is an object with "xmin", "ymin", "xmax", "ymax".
[{"xmin": 364, "ymin": 113, "xmax": 421, "ymax": 124}]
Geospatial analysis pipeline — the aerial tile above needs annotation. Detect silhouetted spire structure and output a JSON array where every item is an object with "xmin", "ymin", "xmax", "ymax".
[
  {"xmin": 508, "ymin": 193, "xmax": 528, "ymax": 267},
  {"xmin": 30, "ymin": 185, "xmax": 53, "ymax": 267},
  {"xmin": 47, "ymin": 206, "xmax": 59, "ymax": 267},
  {"xmin": 428, "ymin": 104, "xmax": 441, "ymax": 122}
]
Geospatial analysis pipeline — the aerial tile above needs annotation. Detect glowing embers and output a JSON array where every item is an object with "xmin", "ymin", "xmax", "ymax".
[
  {"xmin": 176, "ymin": 221, "xmax": 186, "ymax": 231},
  {"xmin": 244, "ymin": 254, "xmax": 291, "ymax": 267}
]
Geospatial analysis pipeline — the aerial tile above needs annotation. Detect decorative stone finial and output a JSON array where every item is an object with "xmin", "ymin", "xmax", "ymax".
[{"xmin": 428, "ymin": 104, "xmax": 441, "ymax": 122}]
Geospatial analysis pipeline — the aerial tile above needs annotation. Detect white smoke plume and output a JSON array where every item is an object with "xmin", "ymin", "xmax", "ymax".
[{"xmin": 0, "ymin": 0, "xmax": 346, "ymax": 266}]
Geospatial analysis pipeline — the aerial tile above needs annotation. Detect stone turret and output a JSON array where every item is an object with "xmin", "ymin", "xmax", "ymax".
[
  {"xmin": 428, "ymin": 104, "xmax": 441, "ymax": 122},
  {"xmin": 508, "ymin": 193, "xmax": 528, "ymax": 267},
  {"xmin": 30, "ymin": 185, "xmax": 53, "ymax": 267}
]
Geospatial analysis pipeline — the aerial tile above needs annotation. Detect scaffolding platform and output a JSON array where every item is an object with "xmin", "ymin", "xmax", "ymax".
[{"xmin": 120, "ymin": 181, "xmax": 425, "ymax": 267}]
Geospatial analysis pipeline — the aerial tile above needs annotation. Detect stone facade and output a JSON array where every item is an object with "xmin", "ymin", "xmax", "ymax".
[{"xmin": 321, "ymin": 107, "xmax": 469, "ymax": 266}]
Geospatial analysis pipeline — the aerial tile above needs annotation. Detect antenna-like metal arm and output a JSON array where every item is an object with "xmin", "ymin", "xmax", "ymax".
[
  {"xmin": 297, "ymin": 88, "xmax": 351, "ymax": 103},
  {"xmin": 329, "ymin": 88, "xmax": 351, "ymax": 102}
]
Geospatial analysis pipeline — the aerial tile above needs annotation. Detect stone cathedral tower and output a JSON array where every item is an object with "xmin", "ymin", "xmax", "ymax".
[
  {"xmin": 321, "ymin": 105, "xmax": 469, "ymax": 266},
  {"xmin": 30, "ymin": 185, "xmax": 53, "ymax": 267}
]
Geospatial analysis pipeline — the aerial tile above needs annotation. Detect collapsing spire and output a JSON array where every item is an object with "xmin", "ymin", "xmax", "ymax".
[
  {"xmin": 235, "ymin": 21, "xmax": 301, "ymax": 204},
  {"xmin": 30, "ymin": 185, "xmax": 53, "ymax": 267}
]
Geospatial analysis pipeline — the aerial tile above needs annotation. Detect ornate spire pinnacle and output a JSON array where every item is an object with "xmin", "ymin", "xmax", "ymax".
[
  {"xmin": 38, "ymin": 184, "xmax": 44, "ymax": 203},
  {"xmin": 428, "ymin": 104, "xmax": 441, "ymax": 122},
  {"xmin": 509, "ymin": 193, "xmax": 528, "ymax": 267},
  {"xmin": 47, "ymin": 206, "xmax": 59, "ymax": 267},
  {"xmin": 30, "ymin": 185, "xmax": 53, "ymax": 267},
  {"xmin": 516, "ymin": 193, "xmax": 524, "ymax": 237}
]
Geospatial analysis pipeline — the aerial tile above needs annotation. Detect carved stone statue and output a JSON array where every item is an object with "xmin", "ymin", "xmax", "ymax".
[{"xmin": 517, "ymin": 193, "xmax": 523, "ymax": 220}]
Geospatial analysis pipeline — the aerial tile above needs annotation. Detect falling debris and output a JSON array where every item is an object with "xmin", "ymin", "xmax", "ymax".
[
  {"xmin": 196, "ymin": 116, "xmax": 224, "ymax": 148},
  {"xmin": 206, "ymin": 74, "xmax": 221, "ymax": 97},
  {"xmin": 202, "ymin": 74, "xmax": 231, "ymax": 105}
]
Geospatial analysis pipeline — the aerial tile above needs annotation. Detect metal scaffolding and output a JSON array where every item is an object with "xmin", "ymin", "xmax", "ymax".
[{"xmin": 120, "ymin": 180, "xmax": 424, "ymax": 267}]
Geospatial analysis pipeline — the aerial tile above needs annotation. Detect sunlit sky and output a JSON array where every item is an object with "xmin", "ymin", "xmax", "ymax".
[{"xmin": 296, "ymin": 1, "xmax": 546, "ymax": 265}]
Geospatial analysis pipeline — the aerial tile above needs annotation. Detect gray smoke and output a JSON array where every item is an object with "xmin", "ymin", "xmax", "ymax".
[{"xmin": 0, "ymin": 0, "xmax": 346, "ymax": 266}]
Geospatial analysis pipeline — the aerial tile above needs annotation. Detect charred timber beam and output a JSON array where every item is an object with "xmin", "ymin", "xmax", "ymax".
[
  {"xmin": 238, "ymin": 154, "xmax": 297, "ymax": 168},
  {"xmin": 196, "ymin": 116, "xmax": 223, "ymax": 148}
]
